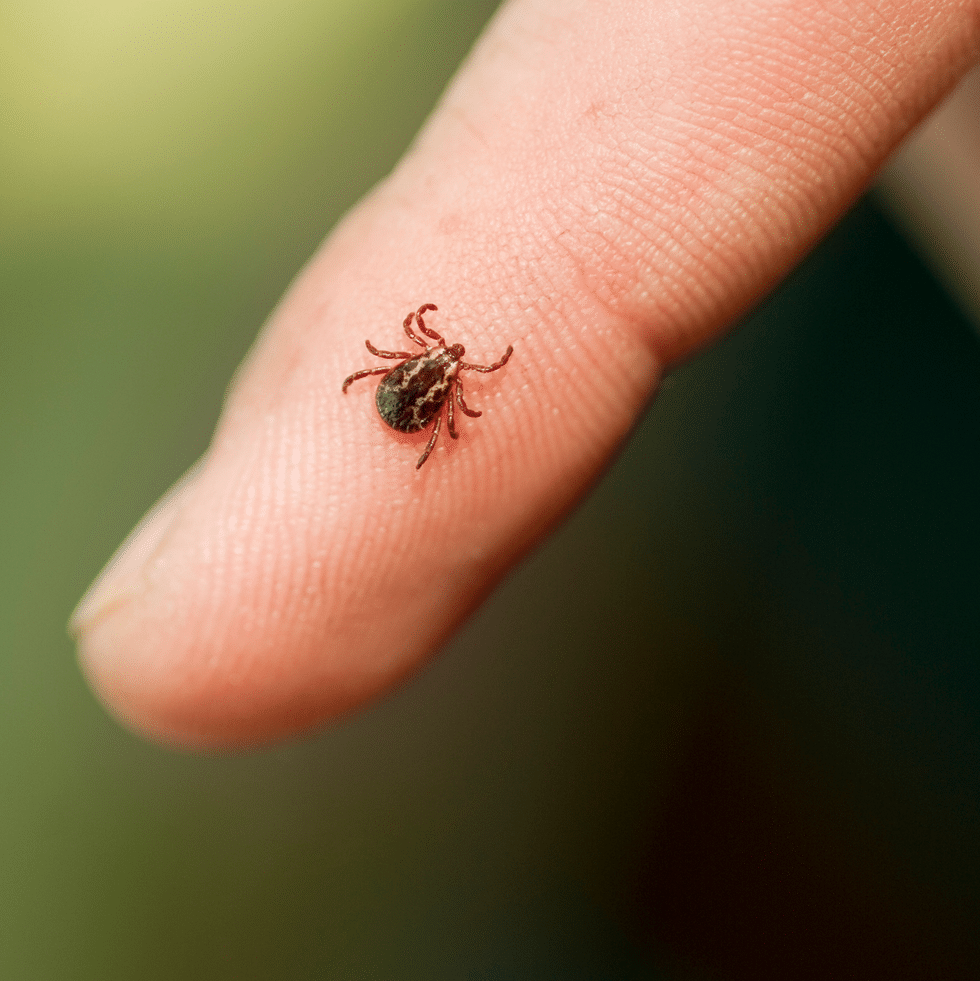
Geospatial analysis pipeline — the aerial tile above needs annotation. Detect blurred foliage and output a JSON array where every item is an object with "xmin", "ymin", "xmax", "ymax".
[{"xmin": 2, "ymin": 1, "xmax": 980, "ymax": 979}]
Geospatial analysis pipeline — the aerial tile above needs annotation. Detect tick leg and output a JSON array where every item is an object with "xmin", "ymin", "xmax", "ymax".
[
  {"xmin": 402, "ymin": 310, "xmax": 428, "ymax": 347},
  {"xmin": 416, "ymin": 412, "xmax": 442, "ymax": 469},
  {"xmin": 447, "ymin": 384, "xmax": 458, "ymax": 438},
  {"xmin": 456, "ymin": 376, "xmax": 482, "ymax": 418},
  {"xmin": 460, "ymin": 344, "xmax": 514, "ymax": 373},
  {"xmin": 342, "ymin": 365, "xmax": 391, "ymax": 392},
  {"xmin": 414, "ymin": 303, "xmax": 446, "ymax": 345},
  {"xmin": 366, "ymin": 339, "xmax": 412, "ymax": 359}
]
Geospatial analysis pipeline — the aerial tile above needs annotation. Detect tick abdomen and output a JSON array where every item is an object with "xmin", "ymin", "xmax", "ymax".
[{"xmin": 375, "ymin": 348, "xmax": 460, "ymax": 433}]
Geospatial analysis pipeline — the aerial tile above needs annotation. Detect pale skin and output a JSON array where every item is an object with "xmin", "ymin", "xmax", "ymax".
[{"xmin": 71, "ymin": 0, "xmax": 980, "ymax": 747}]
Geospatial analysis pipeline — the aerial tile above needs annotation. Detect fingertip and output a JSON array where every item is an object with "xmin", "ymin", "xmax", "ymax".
[{"xmin": 70, "ymin": 463, "xmax": 201, "ymax": 639}]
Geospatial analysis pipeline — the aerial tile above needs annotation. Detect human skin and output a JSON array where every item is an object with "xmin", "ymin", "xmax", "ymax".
[{"xmin": 71, "ymin": 0, "xmax": 980, "ymax": 747}]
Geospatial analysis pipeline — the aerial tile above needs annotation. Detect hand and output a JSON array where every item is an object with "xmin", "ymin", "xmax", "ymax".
[{"xmin": 70, "ymin": 0, "xmax": 980, "ymax": 746}]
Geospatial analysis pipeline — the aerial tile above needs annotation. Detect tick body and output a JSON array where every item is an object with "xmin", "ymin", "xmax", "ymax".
[{"xmin": 342, "ymin": 303, "xmax": 513, "ymax": 469}]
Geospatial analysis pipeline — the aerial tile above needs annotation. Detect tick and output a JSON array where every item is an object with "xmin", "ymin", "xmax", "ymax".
[{"xmin": 342, "ymin": 303, "xmax": 514, "ymax": 469}]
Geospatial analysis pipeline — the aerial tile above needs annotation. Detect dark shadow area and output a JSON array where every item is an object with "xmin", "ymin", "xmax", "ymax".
[{"xmin": 609, "ymin": 198, "xmax": 980, "ymax": 979}]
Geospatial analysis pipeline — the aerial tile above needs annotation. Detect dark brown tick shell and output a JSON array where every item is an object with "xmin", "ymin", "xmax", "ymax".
[
  {"xmin": 342, "ymin": 304, "xmax": 513, "ymax": 469},
  {"xmin": 376, "ymin": 344, "xmax": 464, "ymax": 433}
]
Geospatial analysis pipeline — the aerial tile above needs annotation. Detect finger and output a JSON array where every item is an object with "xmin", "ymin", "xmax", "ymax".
[{"xmin": 72, "ymin": 0, "xmax": 980, "ymax": 746}]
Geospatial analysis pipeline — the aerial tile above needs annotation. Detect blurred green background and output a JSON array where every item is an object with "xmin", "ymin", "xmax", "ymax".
[{"xmin": 2, "ymin": 2, "xmax": 979, "ymax": 978}]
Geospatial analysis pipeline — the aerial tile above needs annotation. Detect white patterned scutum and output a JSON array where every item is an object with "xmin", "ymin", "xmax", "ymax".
[{"xmin": 375, "ymin": 347, "xmax": 461, "ymax": 432}]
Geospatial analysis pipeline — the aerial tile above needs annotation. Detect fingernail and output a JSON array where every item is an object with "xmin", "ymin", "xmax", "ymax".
[{"xmin": 69, "ymin": 464, "xmax": 201, "ymax": 637}]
